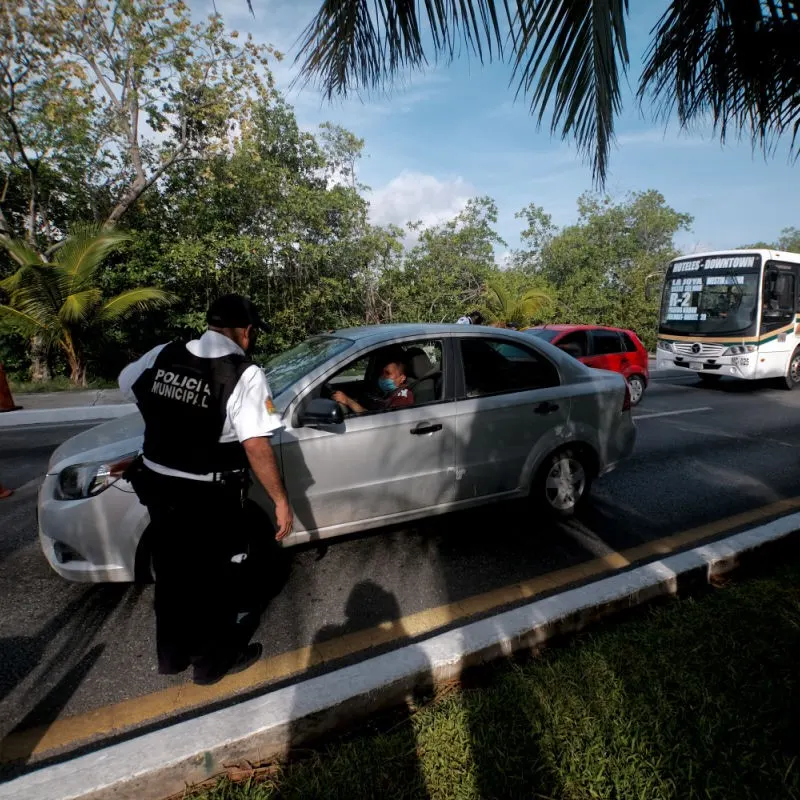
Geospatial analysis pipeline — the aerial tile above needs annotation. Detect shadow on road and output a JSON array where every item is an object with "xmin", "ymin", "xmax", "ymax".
[{"xmin": 0, "ymin": 583, "xmax": 129, "ymax": 770}]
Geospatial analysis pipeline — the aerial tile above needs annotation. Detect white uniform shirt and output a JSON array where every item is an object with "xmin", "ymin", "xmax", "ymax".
[
  {"xmin": 118, "ymin": 330, "xmax": 283, "ymax": 481},
  {"xmin": 456, "ymin": 316, "xmax": 472, "ymax": 325}
]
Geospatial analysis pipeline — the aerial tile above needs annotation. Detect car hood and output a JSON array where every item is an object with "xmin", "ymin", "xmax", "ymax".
[{"xmin": 47, "ymin": 411, "xmax": 145, "ymax": 475}]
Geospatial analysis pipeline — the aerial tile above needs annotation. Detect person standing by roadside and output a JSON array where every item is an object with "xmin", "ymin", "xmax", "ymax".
[
  {"xmin": 118, "ymin": 294, "xmax": 293, "ymax": 685},
  {"xmin": 456, "ymin": 310, "xmax": 484, "ymax": 325}
]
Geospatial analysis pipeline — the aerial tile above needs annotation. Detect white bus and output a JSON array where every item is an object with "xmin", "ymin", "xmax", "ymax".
[{"xmin": 656, "ymin": 249, "xmax": 800, "ymax": 388}]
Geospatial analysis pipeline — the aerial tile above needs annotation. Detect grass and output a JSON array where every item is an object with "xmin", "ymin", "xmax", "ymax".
[
  {"xmin": 8, "ymin": 376, "xmax": 117, "ymax": 393},
  {"xmin": 188, "ymin": 562, "xmax": 800, "ymax": 800}
]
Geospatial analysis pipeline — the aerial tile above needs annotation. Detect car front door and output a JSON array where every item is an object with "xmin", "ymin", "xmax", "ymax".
[
  {"xmin": 270, "ymin": 338, "xmax": 457, "ymax": 540},
  {"xmin": 453, "ymin": 335, "xmax": 570, "ymax": 500}
]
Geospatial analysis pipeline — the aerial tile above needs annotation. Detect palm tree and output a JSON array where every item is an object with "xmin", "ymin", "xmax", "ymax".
[
  {"xmin": 485, "ymin": 279, "xmax": 552, "ymax": 328},
  {"xmin": 294, "ymin": 1, "xmax": 799, "ymax": 184},
  {"xmin": 0, "ymin": 226, "xmax": 173, "ymax": 386}
]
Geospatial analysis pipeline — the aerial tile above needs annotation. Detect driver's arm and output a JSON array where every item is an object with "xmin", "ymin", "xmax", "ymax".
[{"xmin": 331, "ymin": 389, "xmax": 367, "ymax": 414}]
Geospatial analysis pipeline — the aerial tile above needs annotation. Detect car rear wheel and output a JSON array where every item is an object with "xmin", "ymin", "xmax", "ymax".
[
  {"xmin": 533, "ymin": 447, "xmax": 593, "ymax": 519},
  {"xmin": 627, "ymin": 374, "xmax": 646, "ymax": 406}
]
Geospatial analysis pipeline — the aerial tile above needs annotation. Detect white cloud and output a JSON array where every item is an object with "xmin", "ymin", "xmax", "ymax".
[{"xmin": 368, "ymin": 171, "xmax": 475, "ymax": 232}]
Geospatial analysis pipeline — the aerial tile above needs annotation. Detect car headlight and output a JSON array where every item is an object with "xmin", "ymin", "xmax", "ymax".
[
  {"xmin": 657, "ymin": 340, "xmax": 674, "ymax": 353},
  {"xmin": 55, "ymin": 452, "xmax": 139, "ymax": 501},
  {"xmin": 722, "ymin": 344, "xmax": 757, "ymax": 356}
]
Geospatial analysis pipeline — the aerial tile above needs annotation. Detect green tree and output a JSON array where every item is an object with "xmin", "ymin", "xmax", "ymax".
[
  {"xmin": 295, "ymin": 1, "xmax": 799, "ymax": 184},
  {"xmin": 1, "ymin": 0, "xmax": 276, "ymax": 245},
  {"xmin": 378, "ymin": 197, "xmax": 505, "ymax": 323},
  {"xmin": 0, "ymin": 226, "xmax": 172, "ymax": 385},
  {"xmin": 742, "ymin": 228, "xmax": 800, "ymax": 252},
  {"xmin": 538, "ymin": 190, "xmax": 693, "ymax": 348}
]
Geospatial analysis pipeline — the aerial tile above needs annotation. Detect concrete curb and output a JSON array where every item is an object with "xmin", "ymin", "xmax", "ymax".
[
  {"xmin": 3, "ymin": 512, "xmax": 799, "ymax": 800},
  {"xmin": 0, "ymin": 405, "xmax": 137, "ymax": 428}
]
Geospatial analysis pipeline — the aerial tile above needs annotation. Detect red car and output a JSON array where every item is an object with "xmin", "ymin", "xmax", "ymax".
[{"xmin": 524, "ymin": 324, "xmax": 650, "ymax": 405}]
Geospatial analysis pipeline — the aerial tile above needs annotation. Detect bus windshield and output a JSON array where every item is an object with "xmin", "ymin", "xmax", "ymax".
[{"xmin": 659, "ymin": 254, "xmax": 761, "ymax": 336}]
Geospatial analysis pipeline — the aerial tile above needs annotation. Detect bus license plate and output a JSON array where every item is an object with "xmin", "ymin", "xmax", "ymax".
[
  {"xmin": 690, "ymin": 361, "xmax": 703, "ymax": 370},
  {"xmin": 732, "ymin": 356, "xmax": 749, "ymax": 366}
]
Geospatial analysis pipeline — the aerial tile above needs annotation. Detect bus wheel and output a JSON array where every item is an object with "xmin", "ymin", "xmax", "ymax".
[{"xmin": 780, "ymin": 348, "xmax": 800, "ymax": 390}]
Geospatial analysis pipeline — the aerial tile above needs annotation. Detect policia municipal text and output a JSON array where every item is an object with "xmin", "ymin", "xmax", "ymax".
[{"xmin": 119, "ymin": 294, "xmax": 292, "ymax": 685}]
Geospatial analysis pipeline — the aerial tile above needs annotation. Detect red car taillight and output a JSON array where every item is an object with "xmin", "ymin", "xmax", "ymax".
[{"xmin": 622, "ymin": 382, "xmax": 632, "ymax": 412}]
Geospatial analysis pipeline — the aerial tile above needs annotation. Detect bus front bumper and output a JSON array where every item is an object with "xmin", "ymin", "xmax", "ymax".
[{"xmin": 656, "ymin": 352, "xmax": 758, "ymax": 379}]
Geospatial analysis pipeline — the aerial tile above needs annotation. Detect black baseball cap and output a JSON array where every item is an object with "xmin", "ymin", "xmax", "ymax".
[{"xmin": 206, "ymin": 294, "xmax": 268, "ymax": 331}]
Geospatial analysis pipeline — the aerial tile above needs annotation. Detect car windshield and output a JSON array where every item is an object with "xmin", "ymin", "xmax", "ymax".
[
  {"xmin": 264, "ymin": 335, "xmax": 353, "ymax": 398},
  {"xmin": 524, "ymin": 329, "xmax": 559, "ymax": 342},
  {"xmin": 659, "ymin": 254, "xmax": 761, "ymax": 335}
]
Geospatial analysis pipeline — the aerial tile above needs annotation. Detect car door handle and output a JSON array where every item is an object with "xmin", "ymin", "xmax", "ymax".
[
  {"xmin": 410, "ymin": 422, "xmax": 443, "ymax": 435},
  {"xmin": 534, "ymin": 402, "xmax": 559, "ymax": 415}
]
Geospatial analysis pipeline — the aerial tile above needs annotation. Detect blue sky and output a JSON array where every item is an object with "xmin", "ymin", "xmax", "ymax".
[{"xmin": 208, "ymin": 0, "xmax": 799, "ymax": 258}]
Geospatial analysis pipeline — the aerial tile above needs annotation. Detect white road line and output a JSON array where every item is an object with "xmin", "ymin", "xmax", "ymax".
[{"xmin": 634, "ymin": 406, "xmax": 713, "ymax": 420}]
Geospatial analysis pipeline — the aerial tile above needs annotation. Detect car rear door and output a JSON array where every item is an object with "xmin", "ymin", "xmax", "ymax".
[
  {"xmin": 453, "ymin": 335, "xmax": 571, "ymax": 500},
  {"xmin": 269, "ymin": 338, "xmax": 458, "ymax": 539},
  {"xmin": 584, "ymin": 329, "xmax": 625, "ymax": 375}
]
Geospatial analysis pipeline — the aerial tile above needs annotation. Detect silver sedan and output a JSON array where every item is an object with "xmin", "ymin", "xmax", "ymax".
[{"xmin": 37, "ymin": 324, "xmax": 636, "ymax": 582}]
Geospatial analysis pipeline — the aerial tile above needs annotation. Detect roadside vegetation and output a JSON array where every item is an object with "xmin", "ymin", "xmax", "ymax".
[
  {"xmin": 190, "ymin": 562, "xmax": 800, "ymax": 800},
  {"xmin": 3, "ymin": 2, "xmax": 798, "ymax": 389}
]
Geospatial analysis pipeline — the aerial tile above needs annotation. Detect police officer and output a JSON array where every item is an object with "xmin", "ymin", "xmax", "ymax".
[{"xmin": 118, "ymin": 294, "xmax": 293, "ymax": 685}]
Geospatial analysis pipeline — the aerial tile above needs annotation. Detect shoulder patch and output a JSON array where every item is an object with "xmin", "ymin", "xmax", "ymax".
[{"xmin": 265, "ymin": 397, "xmax": 276, "ymax": 414}]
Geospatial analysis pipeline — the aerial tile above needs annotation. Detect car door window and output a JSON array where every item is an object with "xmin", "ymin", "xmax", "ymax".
[
  {"xmin": 460, "ymin": 338, "xmax": 559, "ymax": 397},
  {"xmin": 621, "ymin": 333, "xmax": 639, "ymax": 353},
  {"xmin": 555, "ymin": 330, "xmax": 588, "ymax": 358},
  {"xmin": 590, "ymin": 330, "xmax": 623, "ymax": 356},
  {"xmin": 319, "ymin": 339, "xmax": 445, "ymax": 415}
]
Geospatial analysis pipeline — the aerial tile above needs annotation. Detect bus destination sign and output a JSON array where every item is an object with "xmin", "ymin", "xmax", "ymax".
[{"xmin": 671, "ymin": 254, "xmax": 759, "ymax": 274}]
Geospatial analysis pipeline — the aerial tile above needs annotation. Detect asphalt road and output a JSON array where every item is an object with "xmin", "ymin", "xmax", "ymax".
[{"xmin": 3, "ymin": 373, "xmax": 800, "ymax": 770}]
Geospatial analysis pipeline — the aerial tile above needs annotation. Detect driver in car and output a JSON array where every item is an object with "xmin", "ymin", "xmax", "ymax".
[{"xmin": 332, "ymin": 350, "xmax": 415, "ymax": 414}]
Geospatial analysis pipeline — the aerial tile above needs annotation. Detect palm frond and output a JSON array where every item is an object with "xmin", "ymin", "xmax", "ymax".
[
  {"xmin": 486, "ymin": 278, "xmax": 552, "ymax": 325},
  {"xmin": 0, "ymin": 235, "xmax": 45, "ymax": 269},
  {"xmin": 520, "ymin": 287, "xmax": 552, "ymax": 315},
  {"xmin": 293, "ymin": 0, "xmax": 514, "ymax": 99},
  {"xmin": 1, "ymin": 264, "xmax": 67, "ymax": 324},
  {"xmin": 640, "ymin": 1, "xmax": 800, "ymax": 157},
  {"xmin": 511, "ymin": 0, "xmax": 629, "ymax": 184},
  {"xmin": 53, "ymin": 225, "xmax": 132, "ymax": 297},
  {"xmin": 59, "ymin": 288, "xmax": 103, "ymax": 324},
  {"xmin": 0, "ymin": 304, "xmax": 50, "ymax": 335},
  {"xmin": 98, "ymin": 288, "xmax": 174, "ymax": 322},
  {"xmin": 295, "ymin": 0, "xmax": 628, "ymax": 183}
]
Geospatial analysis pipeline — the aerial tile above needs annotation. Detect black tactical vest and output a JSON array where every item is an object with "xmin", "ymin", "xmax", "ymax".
[{"xmin": 132, "ymin": 341, "xmax": 253, "ymax": 475}]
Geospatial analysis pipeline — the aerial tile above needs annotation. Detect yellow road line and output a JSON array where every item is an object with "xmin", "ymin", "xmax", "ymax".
[{"xmin": 3, "ymin": 496, "xmax": 800, "ymax": 763}]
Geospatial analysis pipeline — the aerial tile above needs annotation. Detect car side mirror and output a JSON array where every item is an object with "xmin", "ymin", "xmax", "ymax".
[{"xmin": 298, "ymin": 397, "xmax": 344, "ymax": 428}]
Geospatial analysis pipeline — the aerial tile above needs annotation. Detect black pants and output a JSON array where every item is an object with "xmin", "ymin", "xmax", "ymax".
[{"xmin": 131, "ymin": 465, "xmax": 250, "ymax": 677}]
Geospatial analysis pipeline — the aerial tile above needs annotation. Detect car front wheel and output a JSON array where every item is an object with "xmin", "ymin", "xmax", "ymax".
[{"xmin": 534, "ymin": 448, "xmax": 593, "ymax": 519}]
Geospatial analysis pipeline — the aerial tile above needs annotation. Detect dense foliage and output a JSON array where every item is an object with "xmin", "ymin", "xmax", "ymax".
[{"xmin": 1, "ymin": 1, "xmax": 790, "ymax": 382}]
